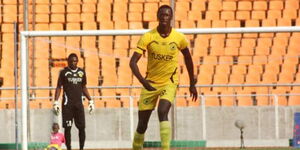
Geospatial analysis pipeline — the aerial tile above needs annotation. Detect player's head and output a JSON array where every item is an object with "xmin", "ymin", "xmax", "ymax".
[
  {"xmin": 52, "ymin": 123, "xmax": 59, "ymax": 133},
  {"xmin": 157, "ymin": 5, "xmax": 173, "ymax": 26},
  {"xmin": 67, "ymin": 53, "xmax": 78, "ymax": 70}
]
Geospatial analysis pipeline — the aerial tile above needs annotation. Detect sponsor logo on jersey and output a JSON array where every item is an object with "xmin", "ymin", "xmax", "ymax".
[
  {"xmin": 169, "ymin": 42, "xmax": 177, "ymax": 51},
  {"xmin": 78, "ymin": 71, "xmax": 84, "ymax": 77},
  {"xmin": 143, "ymin": 98, "xmax": 151, "ymax": 105},
  {"xmin": 151, "ymin": 52, "xmax": 173, "ymax": 61},
  {"xmin": 67, "ymin": 77, "xmax": 82, "ymax": 84}
]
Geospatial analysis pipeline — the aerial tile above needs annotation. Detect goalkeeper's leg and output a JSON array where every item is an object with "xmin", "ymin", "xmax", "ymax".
[
  {"xmin": 158, "ymin": 99, "xmax": 172, "ymax": 150},
  {"xmin": 132, "ymin": 110, "xmax": 152, "ymax": 150},
  {"xmin": 64, "ymin": 127, "xmax": 72, "ymax": 150}
]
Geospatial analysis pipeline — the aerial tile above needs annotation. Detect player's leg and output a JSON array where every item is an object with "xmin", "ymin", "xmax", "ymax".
[
  {"xmin": 74, "ymin": 104, "xmax": 86, "ymax": 150},
  {"xmin": 133, "ymin": 87, "xmax": 159, "ymax": 150},
  {"xmin": 157, "ymin": 84, "xmax": 177, "ymax": 150},
  {"xmin": 158, "ymin": 100, "xmax": 172, "ymax": 150},
  {"xmin": 133, "ymin": 110, "xmax": 152, "ymax": 150},
  {"xmin": 62, "ymin": 105, "xmax": 74, "ymax": 150}
]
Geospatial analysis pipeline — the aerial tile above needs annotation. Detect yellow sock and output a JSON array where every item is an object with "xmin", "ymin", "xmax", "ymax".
[
  {"xmin": 132, "ymin": 131, "xmax": 144, "ymax": 150},
  {"xmin": 160, "ymin": 121, "xmax": 171, "ymax": 150}
]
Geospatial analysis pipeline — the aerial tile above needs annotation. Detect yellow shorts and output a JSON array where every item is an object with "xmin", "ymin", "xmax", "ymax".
[
  {"xmin": 45, "ymin": 144, "xmax": 61, "ymax": 150},
  {"xmin": 138, "ymin": 83, "xmax": 177, "ymax": 111}
]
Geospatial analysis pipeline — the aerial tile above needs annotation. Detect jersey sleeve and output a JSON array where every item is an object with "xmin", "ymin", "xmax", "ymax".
[
  {"xmin": 57, "ymin": 69, "xmax": 64, "ymax": 87},
  {"xmin": 135, "ymin": 33, "xmax": 150, "ymax": 54},
  {"xmin": 179, "ymin": 33, "xmax": 189, "ymax": 50},
  {"xmin": 82, "ymin": 70, "xmax": 87, "ymax": 85}
]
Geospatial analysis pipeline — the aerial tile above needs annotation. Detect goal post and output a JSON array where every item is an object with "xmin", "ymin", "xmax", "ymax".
[{"xmin": 20, "ymin": 26, "xmax": 300, "ymax": 150}]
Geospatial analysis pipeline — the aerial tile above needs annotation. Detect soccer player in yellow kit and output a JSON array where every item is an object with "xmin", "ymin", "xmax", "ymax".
[{"xmin": 130, "ymin": 5, "xmax": 198, "ymax": 150}]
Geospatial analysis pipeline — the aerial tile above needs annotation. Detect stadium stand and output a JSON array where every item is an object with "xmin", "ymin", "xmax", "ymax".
[{"xmin": 0, "ymin": 0, "xmax": 300, "ymax": 108}]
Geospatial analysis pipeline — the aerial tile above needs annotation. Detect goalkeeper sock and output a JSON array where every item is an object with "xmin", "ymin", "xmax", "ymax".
[
  {"xmin": 160, "ymin": 121, "xmax": 171, "ymax": 150},
  {"xmin": 132, "ymin": 131, "xmax": 144, "ymax": 150}
]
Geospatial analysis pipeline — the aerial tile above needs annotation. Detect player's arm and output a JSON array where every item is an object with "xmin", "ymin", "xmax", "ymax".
[
  {"xmin": 82, "ymin": 85, "xmax": 92, "ymax": 101},
  {"xmin": 53, "ymin": 71, "xmax": 63, "ymax": 115},
  {"xmin": 130, "ymin": 52, "xmax": 156, "ymax": 91},
  {"xmin": 54, "ymin": 75, "xmax": 62, "ymax": 101},
  {"xmin": 82, "ymin": 72, "xmax": 94, "ymax": 114},
  {"xmin": 181, "ymin": 47, "xmax": 198, "ymax": 101}
]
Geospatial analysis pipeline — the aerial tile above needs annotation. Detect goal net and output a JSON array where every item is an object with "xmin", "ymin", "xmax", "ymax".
[{"xmin": 17, "ymin": 27, "xmax": 300, "ymax": 150}]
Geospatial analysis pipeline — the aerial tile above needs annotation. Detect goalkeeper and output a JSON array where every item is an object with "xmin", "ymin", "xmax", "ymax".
[
  {"xmin": 53, "ymin": 53, "xmax": 94, "ymax": 150},
  {"xmin": 130, "ymin": 5, "xmax": 198, "ymax": 150}
]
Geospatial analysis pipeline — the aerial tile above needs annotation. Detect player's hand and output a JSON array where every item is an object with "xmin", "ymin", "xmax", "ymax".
[
  {"xmin": 53, "ymin": 101, "xmax": 60, "ymax": 116},
  {"xmin": 189, "ymin": 85, "xmax": 198, "ymax": 101},
  {"xmin": 141, "ymin": 80, "xmax": 156, "ymax": 91},
  {"xmin": 88, "ymin": 100, "xmax": 95, "ymax": 114}
]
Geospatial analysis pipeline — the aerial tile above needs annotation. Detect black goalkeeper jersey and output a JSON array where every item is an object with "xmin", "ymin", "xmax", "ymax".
[{"xmin": 58, "ymin": 67, "xmax": 87, "ymax": 105}]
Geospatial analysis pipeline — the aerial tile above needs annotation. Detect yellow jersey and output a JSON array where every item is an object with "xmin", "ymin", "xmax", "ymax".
[{"xmin": 135, "ymin": 28, "xmax": 189, "ymax": 85}]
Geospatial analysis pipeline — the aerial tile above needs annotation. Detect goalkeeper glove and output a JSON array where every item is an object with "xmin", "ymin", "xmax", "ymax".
[
  {"xmin": 88, "ymin": 100, "xmax": 95, "ymax": 114},
  {"xmin": 53, "ymin": 101, "xmax": 60, "ymax": 116}
]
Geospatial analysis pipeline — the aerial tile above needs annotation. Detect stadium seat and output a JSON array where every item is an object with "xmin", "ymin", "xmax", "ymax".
[
  {"xmin": 288, "ymin": 95, "xmax": 300, "ymax": 106},
  {"xmin": 285, "ymin": 0, "xmax": 299, "ymax": 10},
  {"xmin": 236, "ymin": 90, "xmax": 253, "ymax": 106},
  {"xmin": 269, "ymin": 1, "xmax": 284, "ymax": 10},
  {"xmin": 253, "ymin": 56, "xmax": 268, "ymax": 65},
  {"xmin": 244, "ymin": 20, "xmax": 260, "ymax": 38},
  {"xmin": 253, "ymin": 1, "xmax": 267, "ymax": 11},
  {"xmin": 144, "ymin": 2, "xmax": 159, "ymax": 12},
  {"xmin": 239, "ymin": 46, "xmax": 254, "ymax": 56},
  {"xmin": 210, "ymin": 47, "xmax": 225, "ymax": 56},
  {"xmin": 236, "ymin": 10, "xmax": 250, "ymax": 20},
  {"xmin": 251, "ymin": 10, "xmax": 266, "ymax": 20},
  {"xmin": 222, "ymin": 1, "xmax": 236, "ymax": 11},
  {"xmin": 228, "ymin": 74, "xmax": 245, "ymax": 91},
  {"xmin": 215, "ymin": 64, "xmax": 231, "ymax": 75},
  {"xmin": 82, "ymin": 3, "xmax": 96, "ymax": 13},
  {"xmin": 267, "ymin": 10, "xmax": 282, "ymax": 19},
  {"xmin": 191, "ymin": 0, "xmax": 206, "ymax": 12},
  {"xmin": 231, "ymin": 64, "xmax": 247, "ymax": 75},
  {"xmin": 277, "ymin": 18, "xmax": 292, "ymax": 37},
  {"xmin": 271, "ymin": 89, "xmax": 288, "ymax": 106},
  {"xmin": 244, "ymin": 73, "xmax": 261, "ymax": 92},
  {"xmin": 225, "ymin": 38, "xmax": 240, "ymax": 48},
  {"xmin": 238, "ymin": 1, "xmax": 252, "ymax": 11},
  {"xmin": 104, "ymin": 99, "xmax": 122, "ymax": 108},
  {"xmin": 114, "ymin": 21, "xmax": 129, "ymax": 29},
  {"xmin": 220, "ymin": 91, "xmax": 235, "ymax": 106},
  {"xmin": 51, "ymin": 4, "xmax": 65, "ymax": 14},
  {"xmin": 237, "ymin": 56, "xmax": 252, "ymax": 65},
  {"xmin": 226, "ymin": 20, "xmax": 242, "ymax": 38},
  {"xmin": 208, "ymin": 0, "xmax": 222, "ymax": 11},
  {"xmin": 261, "ymin": 72, "xmax": 278, "ymax": 84},
  {"xmin": 221, "ymin": 11, "xmax": 235, "ymax": 20},
  {"xmin": 176, "ymin": 98, "xmax": 188, "ymax": 107},
  {"xmin": 198, "ymin": 73, "xmax": 213, "ymax": 93},
  {"xmin": 143, "ymin": 12, "xmax": 157, "ymax": 22},
  {"xmin": 128, "ymin": 12, "xmax": 143, "ymax": 22},
  {"xmin": 282, "ymin": 9, "xmax": 297, "ymax": 19},
  {"xmin": 0, "ymin": 100, "xmax": 15, "ymax": 109},
  {"xmin": 188, "ymin": 11, "xmax": 202, "ymax": 21},
  {"xmin": 224, "ymin": 47, "xmax": 239, "ymax": 56},
  {"xmin": 212, "ymin": 73, "xmax": 228, "ymax": 92},
  {"xmin": 204, "ymin": 92, "xmax": 220, "ymax": 106},
  {"xmin": 81, "ymin": 13, "xmax": 95, "ymax": 22},
  {"xmin": 95, "ymin": 100, "xmax": 105, "ymax": 108},
  {"xmin": 205, "ymin": 10, "xmax": 220, "ymax": 20},
  {"xmin": 242, "ymin": 34, "xmax": 257, "ymax": 44}
]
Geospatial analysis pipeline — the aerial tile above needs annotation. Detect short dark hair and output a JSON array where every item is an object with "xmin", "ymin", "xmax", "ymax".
[
  {"xmin": 157, "ymin": 5, "xmax": 173, "ymax": 16},
  {"xmin": 68, "ymin": 53, "xmax": 78, "ymax": 61},
  {"xmin": 52, "ymin": 122, "xmax": 59, "ymax": 127}
]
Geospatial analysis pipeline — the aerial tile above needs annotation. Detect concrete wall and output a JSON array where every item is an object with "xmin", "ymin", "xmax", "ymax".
[{"xmin": 0, "ymin": 106, "xmax": 299, "ymax": 148}]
